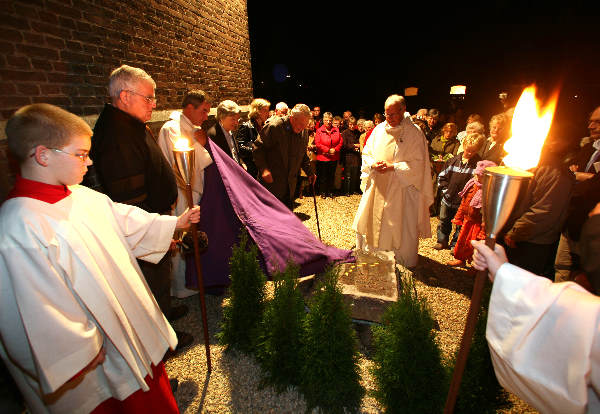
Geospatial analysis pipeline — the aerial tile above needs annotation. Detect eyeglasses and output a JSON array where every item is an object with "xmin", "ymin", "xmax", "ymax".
[
  {"xmin": 49, "ymin": 148, "xmax": 90, "ymax": 162},
  {"xmin": 125, "ymin": 90, "xmax": 157, "ymax": 104}
]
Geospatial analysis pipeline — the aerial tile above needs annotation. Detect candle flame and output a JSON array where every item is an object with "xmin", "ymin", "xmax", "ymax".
[
  {"xmin": 174, "ymin": 137, "xmax": 192, "ymax": 152},
  {"xmin": 502, "ymin": 85, "xmax": 558, "ymax": 170}
]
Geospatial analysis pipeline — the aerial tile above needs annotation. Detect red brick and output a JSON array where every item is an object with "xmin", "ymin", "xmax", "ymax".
[
  {"xmin": 0, "ymin": 83, "xmax": 17, "ymax": 95},
  {"xmin": 0, "ymin": 70, "xmax": 46, "ymax": 82},
  {"xmin": 45, "ymin": 36, "xmax": 66, "ymax": 49},
  {"xmin": 5, "ymin": 55, "xmax": 31, "ymax": 69},
  {"xmin": 40, "ymin": 84, "xmax": 61, "ymax": 94},
  {"xmin": 0, "ymin": 13, "xmax": 30, "ymax": 30},
  {"xmin": 37, "ymin": 10, "xmax": 59, "ymax": 25},
  {"xmin": 0, "ymin": 96, "xmax": 32, "ymax": 107},
  {"xmin": 15, "ymin": 44, "xmax": 59, "ymax": 60},
  {"xmin": 0, "ymin": 28, "xmax": 23, "ymax": 42},
  {"xmin": 32, "ymin": 96, "xmax": 72, "ymax": 106},
  {"xmin": 22, "ymin": 32, "xmax": 44, "ymax": 44},
  {"xmin": 16, "ymin": 83, "xmax": 40, "ymax": 95}
]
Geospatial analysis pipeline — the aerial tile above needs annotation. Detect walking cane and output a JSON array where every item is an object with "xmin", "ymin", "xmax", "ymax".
[{"xmin": 311, "ymin": 181, "xmax": 322, "ymax": 240}]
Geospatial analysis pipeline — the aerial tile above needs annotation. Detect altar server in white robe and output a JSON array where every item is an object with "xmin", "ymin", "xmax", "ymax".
[
  {"xmin": 0, "ymin": 103, "xmax": 199, "ymax": 414},
  {"xmin": 471, "ymin": 239, "xmax": 600, "ymax": 414},
  {"xmin": 353, "ymin": 94, "xmax": 434, "ymax": 268},
  {"xmin": 158, "ymin": 89, "xmax": 213, "ymax": 298}
]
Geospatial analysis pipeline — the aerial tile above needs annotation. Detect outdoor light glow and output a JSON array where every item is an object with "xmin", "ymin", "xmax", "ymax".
[
  {"xmin": 404, "ymin": 87, "xmax": 418, "ymax": 96},
  {"xmin": 503, "ymin": 85, "xmax": 558, "ymax": 171},
  {"xmin": 174, "ymin": 137, "xmax": 192, "ymax": 152},
  {"xmin": 450, "ymin": 85, "xmax": 466, "ymax": 95}
]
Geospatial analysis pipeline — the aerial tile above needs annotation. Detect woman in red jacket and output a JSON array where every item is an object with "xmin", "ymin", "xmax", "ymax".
[{"xmin": 314, "ymin": 112, "xmax": 343, "ymax": 198}]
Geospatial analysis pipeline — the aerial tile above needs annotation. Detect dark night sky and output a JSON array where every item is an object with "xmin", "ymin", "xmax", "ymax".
[{"xmin": 246, "ymin": 2, "xmax": 599, "ymax": 133}]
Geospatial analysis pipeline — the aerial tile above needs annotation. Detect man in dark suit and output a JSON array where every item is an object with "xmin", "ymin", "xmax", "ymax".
[
  {"xmin": 569, "ymin": 106, "xmax": 600, "ymax": 181},
  {"xmin": 253, "ymin": 103, "xmax": 316, "ymax": 209},
  {"xmin": 207, "ymin": 100, "xmax": 242, "ymax": 165}
]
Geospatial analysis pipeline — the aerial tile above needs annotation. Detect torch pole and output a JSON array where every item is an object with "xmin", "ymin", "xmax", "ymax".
[
  {"xmin": 185, "ymin": 183, "xmax": 212, "ymax": 373},
  {"xmin": 443, "ymin": 236, "xmax": 495, "ymax": 413}
]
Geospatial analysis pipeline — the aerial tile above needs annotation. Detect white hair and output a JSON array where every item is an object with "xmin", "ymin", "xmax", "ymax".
[
  {"xmin": 108, "ymin": 65, "xmax": 155, "ymax": 98},
  {"xmin": 384, "ymin": 94, "xmax": 406, "ymax": 110},
  {"xmin": 290, "ymin": 103, "xmax": 311, "ymax": 119},
  {"xmin": 216, "ymin": 100, "xmax": 240, "ymax": 121},
  {"xmin": 466, "ymin": 121, "xmax": 485, "ymax": 134},
  {"xmin": 275, "ymin": 102, "xmax": 289, "ymax": 112}
]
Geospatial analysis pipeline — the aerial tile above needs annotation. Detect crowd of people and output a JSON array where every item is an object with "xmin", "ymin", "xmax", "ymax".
[{"xmin": 2, "ymin": 62, "xmax": 600, "ymax": 413}]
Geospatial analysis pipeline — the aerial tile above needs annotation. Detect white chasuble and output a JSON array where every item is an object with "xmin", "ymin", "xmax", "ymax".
[{"xmin": 353, "ymin": 114, "xmax": 433, "ymax": 267}]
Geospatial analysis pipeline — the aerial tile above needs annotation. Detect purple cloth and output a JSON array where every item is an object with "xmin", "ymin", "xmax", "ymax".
[{"xmin": 186, "ymin": 139, "xmax": 354, "ymax": 289}]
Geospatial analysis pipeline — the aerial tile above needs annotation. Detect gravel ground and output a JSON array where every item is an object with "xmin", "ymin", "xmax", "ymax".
[{"xmin": 166, "ymin": 193, "xmax": 538, "ymax": 413}]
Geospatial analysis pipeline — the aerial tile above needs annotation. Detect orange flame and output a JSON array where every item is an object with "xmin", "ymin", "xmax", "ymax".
[
  {"xmin": 173, "ymin": 137, "xmax": 192, "ymax": 151},
  {"xmin": 502, "ymin": 85, "xmax": 558, "ymax": 170}
]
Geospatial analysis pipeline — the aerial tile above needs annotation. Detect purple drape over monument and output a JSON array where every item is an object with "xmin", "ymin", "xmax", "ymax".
[{"xmin": 186, "ymin": 139, "xmax": 354, "ymax": 289}]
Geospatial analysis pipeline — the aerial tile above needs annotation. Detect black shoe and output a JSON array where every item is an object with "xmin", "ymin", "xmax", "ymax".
[
  {"xmin": 175, "ymin": 331, "xmax": 194, "ymax": 350},
  {"xmin": 170, "ymin": 378, "xmax": 179, "ymax": 393},
  {"xmin": 167, "ymin": 305, "xmax": 189, "ymax": 322}
]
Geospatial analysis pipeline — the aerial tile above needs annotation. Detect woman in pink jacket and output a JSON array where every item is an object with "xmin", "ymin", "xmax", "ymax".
[{"xmin": 314, "ymin": 112, "xmax": 343, "ymax": 198}]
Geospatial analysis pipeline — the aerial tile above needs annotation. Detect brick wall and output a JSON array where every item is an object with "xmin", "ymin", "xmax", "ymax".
[{"xmin": 0, "ymin": 0, "xmax": 253, "ymax": 199}]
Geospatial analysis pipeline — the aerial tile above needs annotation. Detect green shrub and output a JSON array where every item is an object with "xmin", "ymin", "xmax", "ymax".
[
  {"xmin": 301, "ymin": 266, "xmax": 364, "ymax": 413},
  {"xmin": 454, "ymin": 284, "xmax": 509, "ymax": 413},
  {"xmin": 257, "ymin": 261, "xmax": 306, "ymax": 391},
  {"xmin": 371, "ymin": 272, "xmax": 448, "ymax": 413},
  {"xmin": 217, "ymin": 230, "xmax": 266, "ymax": 354}
]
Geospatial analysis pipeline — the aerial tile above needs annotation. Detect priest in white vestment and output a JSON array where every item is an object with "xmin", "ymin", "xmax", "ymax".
[
  {"xmin": 157, "ymin": 90, "xmax": 213, "ymax": 298},
  {"xmin": 471, "ymin": 239, "xmax": 600, "ymax": 414},
  {"xmin": 353, "ymin": 95, "xmax": 434, "ymax": 268}
]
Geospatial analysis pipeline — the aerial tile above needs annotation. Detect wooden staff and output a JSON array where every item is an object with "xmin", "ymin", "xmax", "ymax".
[
  {"xmin": 184, "ymin": 183, "xmax": 212, "ymax": 373},
  {"xmin": 443, "ymin": 236, "xmax": 495, "ymax": 413}
]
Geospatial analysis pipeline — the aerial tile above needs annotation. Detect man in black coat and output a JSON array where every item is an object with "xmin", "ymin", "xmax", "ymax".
[{"xmin": 84, "ymin": 64, "xmax": 193, "ymax": 350}]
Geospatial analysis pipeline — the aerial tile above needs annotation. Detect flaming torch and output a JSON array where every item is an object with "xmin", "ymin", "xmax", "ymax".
[
  {"xmin": 173, "ymin": 137, "xmax": 212, "ymax": 373},
  {"xmin": 444, "ymin": 85, "xmax": 558, "ymax": 413}
]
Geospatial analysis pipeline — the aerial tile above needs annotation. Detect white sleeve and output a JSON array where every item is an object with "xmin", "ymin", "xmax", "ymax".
[
  {"xmin": 486, "ymin": 263, "xmax": 600, "ymax": 414},
  {"xmin": 0, "ymin": 241, "xmax": 103, "ymax": 395},
  {"xmin": 109, "ymin": 200, "xmax": 177, "ymax": 263}
]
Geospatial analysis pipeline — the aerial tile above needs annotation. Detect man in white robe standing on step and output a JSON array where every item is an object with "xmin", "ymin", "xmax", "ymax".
[{"xmin": 353, "ymin": 94, "xmax": 433, "ymax": 268}]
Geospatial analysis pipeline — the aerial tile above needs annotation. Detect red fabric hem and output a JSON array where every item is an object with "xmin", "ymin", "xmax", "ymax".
[{"xmin": 90, "ymin": 362, "xmax": 178, "ymax": 414}]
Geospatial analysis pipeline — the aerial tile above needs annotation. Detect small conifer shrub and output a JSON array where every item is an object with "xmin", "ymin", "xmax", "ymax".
[
  {"xmin": 217, "ymin": 230, "xmax": 266, "ymax": 354},
  {"xmin": 301, "ymin": 266, "xmax": 364, "ymax": 414},
  {"xmin": 454, "ymin": 285, "xmax": 509, "ymax": 413},
  {"xmin": 371, "ymin": 272, "xmax": 448, "ymax": 413},
  {"xmin": 257, "ymin": 261, "xmax": 306, "ymax": 391}
]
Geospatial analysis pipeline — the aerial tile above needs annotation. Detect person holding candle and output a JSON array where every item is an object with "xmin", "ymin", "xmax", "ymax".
[
  {"xmin": 1, "ymin": 103, "xmax": 201, "ymax": 414},
  {"xmin": 157, "ymin": 89, "xmax": 214, "ymax": 299},
  {"xmin": 470, "ymin": 239, "xmax": 600, "ymax": 414}
]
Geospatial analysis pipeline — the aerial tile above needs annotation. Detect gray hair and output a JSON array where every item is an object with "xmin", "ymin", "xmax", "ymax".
[
  {"xmin": 108, "ymin": 65, "xmax": 155, "ymax": 99},
  {"xmin": 466, "ymin": 121, "xmax": 485, "ymax": 135},
  {"xmin": 216, "ymin": 100, "xmax": 240, "ymax": 121},
  {"xmin": 364, "ymin": 120, "xmax": 374, "ymax": 129},
  {"xmin": 248, "ymin": 98, "xmax": 270, "ymax": 120},
  {"xmin": 290, "ymin": 103, "xmax": 311, "ymax": 119},
  {"xmin": 384, "ymin": 94, "xmax": 406, "ymax": 110},
  {"xmin": 275, "ymin": 102, "xmax": 289, "ymax": 112}
]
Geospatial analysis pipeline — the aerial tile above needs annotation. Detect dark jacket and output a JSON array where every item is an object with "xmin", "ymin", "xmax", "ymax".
[
  {"xmin": 85, "ymin": 104, "xmax": 176, "ymax": 214},
  {"xmin": 430, "ymin": 136, "xmax": 460, "ymax": 159},
  {"xmin": 234, "ymin": 119, "xmax": 260, "ymax": 177},
  {"xmin": 479, "ymin": 138, "xmax": 507, "ymax": 165},
  {"xmin": 504, "ymin": 157, "xmax": 575, "ymax": 245},
  {"xmin": 342, "ymin": 128, "xmax": 361, "ymax": 167},
  {"xmin": 253, "ymin": 116, "xmax": 314, "ymax": 202},
  {"xmin": 207, "ymin": 123, "xmax": 241, "ymax": 164},
  {"xmin": 437, "ymin": 153, "xmax": 481, "ymax": 208}
]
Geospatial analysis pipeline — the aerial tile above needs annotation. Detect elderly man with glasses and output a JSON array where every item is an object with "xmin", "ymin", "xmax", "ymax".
[
  {"xmin": 84, "ymin": 64, "xmax": 194, "ymax": 353},
  {"xmin": 353, "ymin": 94, "xmax": 434, "ymax": 268}
]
